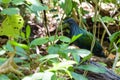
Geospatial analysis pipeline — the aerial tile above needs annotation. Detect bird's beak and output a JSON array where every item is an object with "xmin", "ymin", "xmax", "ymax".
[
  {"xmin": 62, "ymin": 20, "xmax": 67, "ymax": 25},
  {"xmin": 62, "ymin": 20, "xmax": 67, "ymax": 24},
  {"xmin": 63, "ymin": 19, "xmax": 69, "ymax": 24}
]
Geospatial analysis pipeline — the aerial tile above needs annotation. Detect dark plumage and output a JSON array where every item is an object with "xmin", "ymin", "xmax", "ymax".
[{"xmin": 64, "ymin": 18, "xmax": 106, "ymax": 57}]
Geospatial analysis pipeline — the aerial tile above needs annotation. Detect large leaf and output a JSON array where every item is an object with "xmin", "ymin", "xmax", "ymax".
[
  {"xmin": 48, "ymin": 35, "xmax": 58, "ymax": 42},
  {"xmin": 109, "ymin": 31, "xmax": 120, "ymax": 43},
  {"xmin": 2, "ymin": 0, "xmax": 11, "ymax": 3},
  {"xmin": 10, "ymin": 40, "xmax": 29, "ymax": 49},
  {"xmin": 11, "ymin": 0, "xmax": 24, "ymax": 5},
  {"xmin": 71, "ymin": 72, "xmax": 88, "ymax": 80},
  {"xmin": 48, "ymin": 45, "xmax": 59, "ymax": 54},
  {"xmin": 22, "ymin": 71, "xmax": 54, "ymax": 80},
  {"xmin": 68, "ymin": 49, "xmax": 91, "ymax": 58},
  {"xmin": 48, "ymin": 60, "xmax": 77, "ymax": 78},
  {"xmin": 42, "ymin": 71, "xmax": 54, "ymax": 80},
  {"xmin": 5, "ymin": 42, "xmax": 14, "ymax": 52},
  {"xmin": 14, "ymin": 57, "xmax": 25, "ymax": 63},
  {"xmin": 71, "ymin": 51, "xmax": 80, "ymax": 63},
  {"xmin": 75, "ymin": 64, "xmax": 106, "ymax": 73},
  {"xmin": 70, "ymin": 34, "xmax": 82, "ymax": 43},
  {"xmin": 49, "ymin": 60, "xmax": 77, "ymax": 71},
  {"xmin": 30, "ymin": 37, "xmax": 48, "ymax": 46},
  {"xmin": 39, "ymin": 54, "xmax": 59, "ymax": 61},
  {"xmin": 30, "ymin": 4, "xmax": 48, "ymax": 13},
  {"xmin": 0, "ymin": 74, "xmax": 10, "ymax": 80},
  {"xmin": 59, "ymin": 36, "xmax": 71, "ymax": 43},
  {"xmin": 101, "ymin": 16, "xmax": 114, "ymax": 23},
  {"xmin": 15, "ymin": 46, "xmax": 28, "ymax": 58},
  {"xmin": 1, "ymin": 8, "xmax": 19, "ymax": 15},
  {"xmin": 0, "ymin": 14, "xmax": 24, "ymax": 37},
  {"xmin": 60, "ymin": 0, "xmax": 73, "ymax": 15},
  {"xmin": 109, "ymin": 31, "xmax": 120, "ymax": 48},
  {"xmin": 68, "ymin": 49, "xmax": 92, "ymax": 63}
]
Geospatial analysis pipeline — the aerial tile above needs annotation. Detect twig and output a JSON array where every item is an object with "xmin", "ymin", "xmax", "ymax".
[
  {"xmin": 40, "ymin": 0, "xmax": 50, "ymax": 36},
  {"xmin": 90, "ymin": 1, "xmax": 98, "ymax": 54},
  {"xmin": 101, "ymin": 29, "xmax": 106, "ymax": 46},
  {"xmin": 99, "ymin": 17, "xmax": 119, "ymax": 71}
]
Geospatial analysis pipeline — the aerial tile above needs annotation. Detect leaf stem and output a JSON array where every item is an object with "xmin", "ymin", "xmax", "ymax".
[{"xmin": 99, "ymin": 17, "xmax": 119, "ymax": 71}]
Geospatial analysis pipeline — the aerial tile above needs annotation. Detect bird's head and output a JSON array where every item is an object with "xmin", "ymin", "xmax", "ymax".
[{"xmin": 63, "ymin": 18, "xmax": 76, "ymax": 25}]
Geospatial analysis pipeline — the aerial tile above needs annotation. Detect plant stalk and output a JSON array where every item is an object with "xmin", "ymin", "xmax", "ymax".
[{"xmin": 99, "ymin": 17, "xmax": 119, "ymax": 71}]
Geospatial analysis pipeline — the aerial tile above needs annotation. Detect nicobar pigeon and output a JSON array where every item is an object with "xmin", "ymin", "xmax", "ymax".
[{"xmin": 64, "ymin": 18, "xmax": 106, "ymax": 57}]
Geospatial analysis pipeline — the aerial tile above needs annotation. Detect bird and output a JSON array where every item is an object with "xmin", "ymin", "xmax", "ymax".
[{"xmin": 64, "ymin": 18, "xmax": 106, "ymax": 57}]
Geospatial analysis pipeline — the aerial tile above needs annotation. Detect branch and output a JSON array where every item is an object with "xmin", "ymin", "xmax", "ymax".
[{"xmin": 99, "ymin": 17, "xmax": 119, "ymax": 71}]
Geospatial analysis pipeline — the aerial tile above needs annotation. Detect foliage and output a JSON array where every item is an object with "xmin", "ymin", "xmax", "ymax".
[
  {"xmin": 0, "ymin": 0, "xmax": 120, "ymax": 80},
  {"xmin": 109, "ymin": 31, "xmax": 120, "ymax": 49},
  {"xmin": 60, "ymin": 0, "xmax": 73, "ymax": 15},
  {"xmin": 1, "ymin": 8, "xmax": 19, "ymax": 15},
  {"xmin": 0, "ymin": 14, "xmax": 24, "ymax": 37}
]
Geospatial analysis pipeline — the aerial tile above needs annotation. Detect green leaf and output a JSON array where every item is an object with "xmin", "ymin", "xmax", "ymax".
[
  {"xmin": 10, "ymin": 40, "xmax": 29, "ymax": 50},
  {"xmin": 22, "ymin": 73, "xmax": 43, "ymax": 80},
  {"xmin": 26, "ymin": 25, "xmax": 31, "ymax": 39},
  {"xmin": 26, "ymin": 0, "xmax": 40, "ymax": 6},
  {"xmin": 30, "ymin": 4, "xmax": 48, "ymax": 13},
  {"xmin": 118, "ymin": 47, "xmax": 120, "ymax": 53},
  {"xmin": 117, "ymin": 39, "xmax": 120, "ymax": 44},
  {"xmin": 39, "ymin": 54, "xmax": 59, "ymax": 61},
  {"xmin": 49, "ymin": 60, "xmax": 77, "ymax": 71},
  {"xmin": 53, "ymin": 0, "xmax": 58, "ymax": 6},
  {"xmin": 11, "ymin": 0, "xmax": 24, "ymax": 5},
  {"xmin": 59, "ymin": 36, "xmax": 71, "ymax": 43},
  {"xmin": 30, "ymin": 37, "xmax": 48, "ymax": 46},
  {"xmin": 71, "ymin": 72, "xmax": 88, "ymax": 80},
  {"xmin": 15, "ymin": 46, "xmax": 28, "ymax": 58},
  {"xmin": 109, "ymin": 31, "xmax": 120, "ymax": 48},
  {"xmin": 109, "ymin": 31, "xmax": 120, "ymax": 42},
  {"xmin": 48, "ymin": 60, "xmax": 77, "ymax": 78},
  {"xmin": 101, "ymin": 16, "xmax": 114, "ymax": 23},
  {"xmin": 72, "ymin": 53, "xmax": 80, "ymax": 63},
  {"xmin": 92, "ymin": 16, "xmax": 100, "ymax": 22},
  {"xmin": 80, "ymin": 53, "xmax": 92, "ymax": 63},
  {"xmin": 69, "ymin": 49, "xmax": 91, "ymax": 58},
  {"xmin": 14, "ymin": 57, "xmax": 25, "ymax": 63},
  {"xmin": 0, "ymin": 14, "xmax": 24, "ymax": 37},
  {"xmin": 61, "ymin": 0, "xmax": 73, "ymax": 15},
  {"xmin": 1, "ymin": 8, "xmax": 19, "ymax": 15},
  {"xmin": 42, "ymin": 71, "xmax": 54, "ymax": 80},
  {"xmin": 75, "ymin": 64, "xmax": 106, "ymax": 73},
  {"xmin": 5, "ymin": 42, "xmax": 14, "ymax": 52},
  {"xmin": 58, "ymin": 43, "xmax": 69, "ymax": 59},
  {"xmin": 48, "ymin": 35, "xmax": 58, "ymax": 42},
  {"xmin": 0, "ymin": 74, "xmax": 10, "ymax": 80},
  {"xmin": 2, "ymin": 0, "xmax": 11, "ymax": 3},
  {"xmin": 68, "ymin": 49, "xmax": 92, "ymax": 63},
  {"xmin": 22, "ymin": 72, "xmax": 54, "ymax": 80},
  {"xmin": 71, "ymin": 34, "xmax": 82, "ymax": 43},
  {"xmin": 51, "ymin": 73, "xmax": 57, "ymax": 80},
  {"xmin": 48, "ymin": 45, "xmax": 59, "ymax": 54},
  {"xmin": 0, "ymin": 58, "xmax": 6, "ymax": 65},
  {"xmin": 21, "ymin": 32, "xmax": 25, "ymax": 39}
]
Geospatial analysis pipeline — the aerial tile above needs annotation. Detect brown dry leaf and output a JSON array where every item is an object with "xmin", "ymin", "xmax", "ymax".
[{"xmin": 107, "ymin": 53, "xmax": 115, "ymax": 59}]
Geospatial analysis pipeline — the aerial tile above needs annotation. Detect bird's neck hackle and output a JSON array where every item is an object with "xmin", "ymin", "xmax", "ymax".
[{"xmin": 69, "ymin": 21, "xmax": 81, "ymax": 36}]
